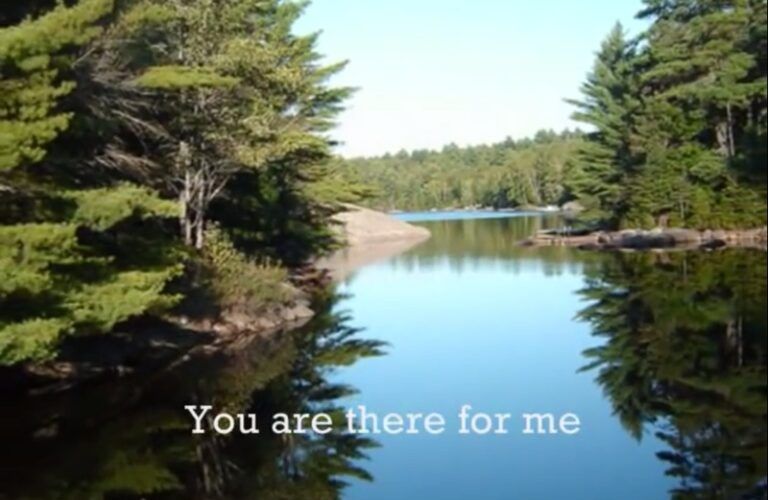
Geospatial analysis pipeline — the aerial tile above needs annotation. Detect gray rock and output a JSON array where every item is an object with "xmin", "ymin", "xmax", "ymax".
[
  {"xmin": 223, "ymin": 311, "xmax": 251, "ymax": 330},
  {"xmin": 664, "ymin": 228, "xmax": 701, "ymax": 244},
  {"xmin": 561, "ymin": 200, "xmax": 584, "ymax": 213},
  {"xmin": 292, "ymin": 303, "xmax": 314, "ymax": 319},
  {"xmin": 711, "ymin": 230, "xmax": 727, "ymax": 241},
  {"xmin": 281, "ymin": 308, "xmax": 297, "ymax": 321}
]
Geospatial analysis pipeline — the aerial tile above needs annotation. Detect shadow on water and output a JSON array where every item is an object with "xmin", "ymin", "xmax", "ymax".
[
  {"xmin": 0, "ymin": 294, "xmax": 385, "ymax": 500},
  {"xmin": 577, "ymin": 250, "xmax": 767, "ymax": 499}
]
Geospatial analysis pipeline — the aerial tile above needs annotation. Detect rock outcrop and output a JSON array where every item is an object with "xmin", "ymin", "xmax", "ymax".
[
  {"xmin": 317, "ymin": 205, "xmax": 431, "ymax": 280},
  {"xmin": 331, "ymin": 204, "xmax": 430, "ymax": 245},
  {"xmin": 521, "ymin": 227, "xmax": 767, "ymax": 250}
]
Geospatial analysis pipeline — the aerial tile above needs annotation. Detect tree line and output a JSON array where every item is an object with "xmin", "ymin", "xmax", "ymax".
[
  {"xmin": 0, "ymin": 0, "xmax": 360, "ymax": 366},
  {"xmin": 339, "ymin": 129, "xmax": 585, "ymax": 211},
  {"xmin": 342, "ymin": 0, "xmax": 767, "ymax": 230}
]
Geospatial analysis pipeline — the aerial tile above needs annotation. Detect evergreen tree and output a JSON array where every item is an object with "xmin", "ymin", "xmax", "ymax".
[
  {"xmin": 0, "ymin": 0, "xmax": 183, "ymax": 365},
  {"xmin": 566, "ymin": 22, "xmax": 639, "ymax": 226},
  {"xmin": 118, "ymin": 0, "xmax": 353, "ymax": 252},
  {"xmin": 0, "ymin": 0, "xmax": 358, "ymax": 365},
  {"xmin": 0, "ymin": 0, "xmax": 112, "ymax": 170},
  {"xmin": 624, "ymin": 0, "xmax": 767, "ymax": 228},
  {"xmin": 566, "ymin": 2, "xmax": 768, "ymax": 229}
]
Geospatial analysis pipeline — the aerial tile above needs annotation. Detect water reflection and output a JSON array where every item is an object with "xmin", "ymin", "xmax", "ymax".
[
  {"xmin": 578, "ymin": 250, "xmax": 767, "ymax": 499},
  {"xmin": 0, "ymin": 294, "xmax": 385, "ymax": 499},
  {"xmin": 388, "ymin": 214, "xmax": 598, "ymax": 277}
]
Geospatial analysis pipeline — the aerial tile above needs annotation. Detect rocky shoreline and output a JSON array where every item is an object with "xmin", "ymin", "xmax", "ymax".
[
  {"xmin": 4, "ymin": 206, "xmax": 428, "ymax": 396},
  {"xmin": 5, "ymin": 269, "xmax": 328, "ymax": 397},
  {"xmin": 520, "ymin": 227, "xmax": 768, "ymax": 250}
]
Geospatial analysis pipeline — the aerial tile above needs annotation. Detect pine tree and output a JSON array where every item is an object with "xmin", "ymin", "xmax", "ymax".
[
  {"xmin": 625, "ymin": 0, "xmax": 767, "ymax": 228},
  {"xmin": 119, "ymin": 0, "xmax": 353, "ymax": 253},
  {"xmin": 0, "ymin": 0, "xmax": 113, "ymax": 170},
  {"xmin": 567, "ymin": 22, "xmax": 639, "ymax": 227},
  {"xmin": 0, "ymin": 1, "xmax": 182, "ymax": 365}
]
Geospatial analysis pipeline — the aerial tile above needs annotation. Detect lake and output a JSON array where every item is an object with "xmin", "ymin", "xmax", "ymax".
[
  {"xmin": 337, "ymin": 212, "xmax": 767, "ymax": 499},
  {"xmin": 0, "ymin": 212, "xmax": 765, "ymax": 499}
]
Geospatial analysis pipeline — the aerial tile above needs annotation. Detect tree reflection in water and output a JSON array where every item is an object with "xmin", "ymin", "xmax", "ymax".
[
  {"xmin": 578, "ymin": 250, "xmax": 767, "ymax": 499},
  {"xmin": 0, "ymin": 293, "xmax": 385, "ymax": 499}
]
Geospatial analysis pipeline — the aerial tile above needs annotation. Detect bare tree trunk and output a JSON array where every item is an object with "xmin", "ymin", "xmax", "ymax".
[
  {"xmin": 726, "ymin": 102, "xmax": 735, "ymax": 158},
  {"xmin": 194, "ymin": 173, "xmax": 206, "ymax": 249},
  {"xmin": 182, "ymin": 168, "xmax": 193, "ymax": 246},
  {"xmin": 716, "ymin": 120, "xmax": 729, "ymax": 157}
]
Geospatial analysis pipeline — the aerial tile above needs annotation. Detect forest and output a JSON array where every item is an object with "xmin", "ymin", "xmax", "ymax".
[
  {"xmin": 342, "ymin": 1, "xmax": 767, "ymax": 230},
  {"xmin": 0, "ymin": 0, "xmax": 365, "ymax": 367},
  {"xmin": 339, "ymin": 129, "xmax": 585, "ymax": 211}
]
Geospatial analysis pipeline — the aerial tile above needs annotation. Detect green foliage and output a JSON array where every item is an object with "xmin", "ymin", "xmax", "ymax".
[
  {"xmin": 339, "ymin": 129, "xmax": 585, "ymax": 211},
  {"xmin": 0, "ymin": 318, "xmax": 69, "ymax": 366},
  {"xmin": 200, "ymin": 226, "xmax": 290, "ymax": 313},
  {"xmin": 115, "ymin": 0, "xmax": 354, "ymax": 250},
  {"xmin": 0, "ymin": 0, "xmax": 354, "ymax": 366},
  {"xmin": 68, "ymin": 184, "xmax": 179, "ymax": 230},
  {"xmin": 0, "ymin": 220, "xmax": 182, "ymax": 364},
  {"xmin": 0, "ymin": 0, "xmax": 113, "ymax": 170},
  {"xmin": 570, "ymin": 2, "xmax": 768, "ymax": 229},
  {"xmin": 134, "ymin": 65, "xmax": 240, "ymax": 89},
  {"xmin": 304, "ymin": 162, "xmax": 379, "ymax": 205},
  {"xmin": 565, "ymin": 23, "xmax": 639, "ymax": 226}
]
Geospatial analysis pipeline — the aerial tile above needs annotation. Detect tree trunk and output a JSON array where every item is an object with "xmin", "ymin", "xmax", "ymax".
[
  {"xmin": 194, "ymin": 174, "xmax": 206, "ymax": 249},
  {"xmin": 181, "ymin": 168, "xmax": 193, "ymax": 246},
  {"xmin": 715, "ymin": 121, "xmax": 729, "ymax": 157},
  {"xmin": 726, "ymin": 102, "xmax": 735, "ymax": 158}
]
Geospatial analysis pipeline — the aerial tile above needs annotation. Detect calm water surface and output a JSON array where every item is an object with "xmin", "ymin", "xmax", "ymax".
[
  {"xmin": 0, "ymin": 212, "xmax": 764, "ymax": 499},
  {"xmin": 338, "ymin": 213, "xmax": 766, "ymax": 500},
  {"xmin": 339, "ymin": 214, "xmax": 663, "ymax": 499}
]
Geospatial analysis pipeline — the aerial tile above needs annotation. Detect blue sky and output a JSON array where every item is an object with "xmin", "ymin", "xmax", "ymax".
[{"xmin": 295, "ymin": 0, "xmax": 648, "ymax": 158}]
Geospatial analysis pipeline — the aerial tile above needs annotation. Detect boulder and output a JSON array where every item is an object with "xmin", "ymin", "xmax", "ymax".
[
  {"xmin": 291, "ymin": 303, "xmax": 314, "ymax": 319},
  {"xmin": 561, "ymin": 200, "xmax": 585, "ymax": 213}
]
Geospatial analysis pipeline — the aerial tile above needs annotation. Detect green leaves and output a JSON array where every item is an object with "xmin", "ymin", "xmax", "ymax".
[
  {"xmin": 0, "ymin": 318, "xmax": 70, "ymax": 365},
  {"xmin": 0, "ymin": 0, "xmax": 348, "ymax": 366},
  {"xmin": 569, "ymin": 2, "xmax": 767, "ymax": 229},
  {"xmin": 567, "ymin": 23, "xmax": 638, "ymax": 226},
  {"xmin": 134, "ymin": 65, "xmax": 240, "ymax": 89},
  {"xmin": 0, "ymin": 214, "xmax": 183, "ymax": 365},
  {"xmin": 68, "ymin": 184, "xmax": 179, "ymax": 230},
  {"xmin": 0, "ymin": 0, "xmax": 112, "ymax": 62},
  {"xmin": 339, "ymin": 131, "xmax": 584, "ymax": 211},
  {"xmin": 0, "ymin": 0, "xmax": 113, "ymax": 171}
]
